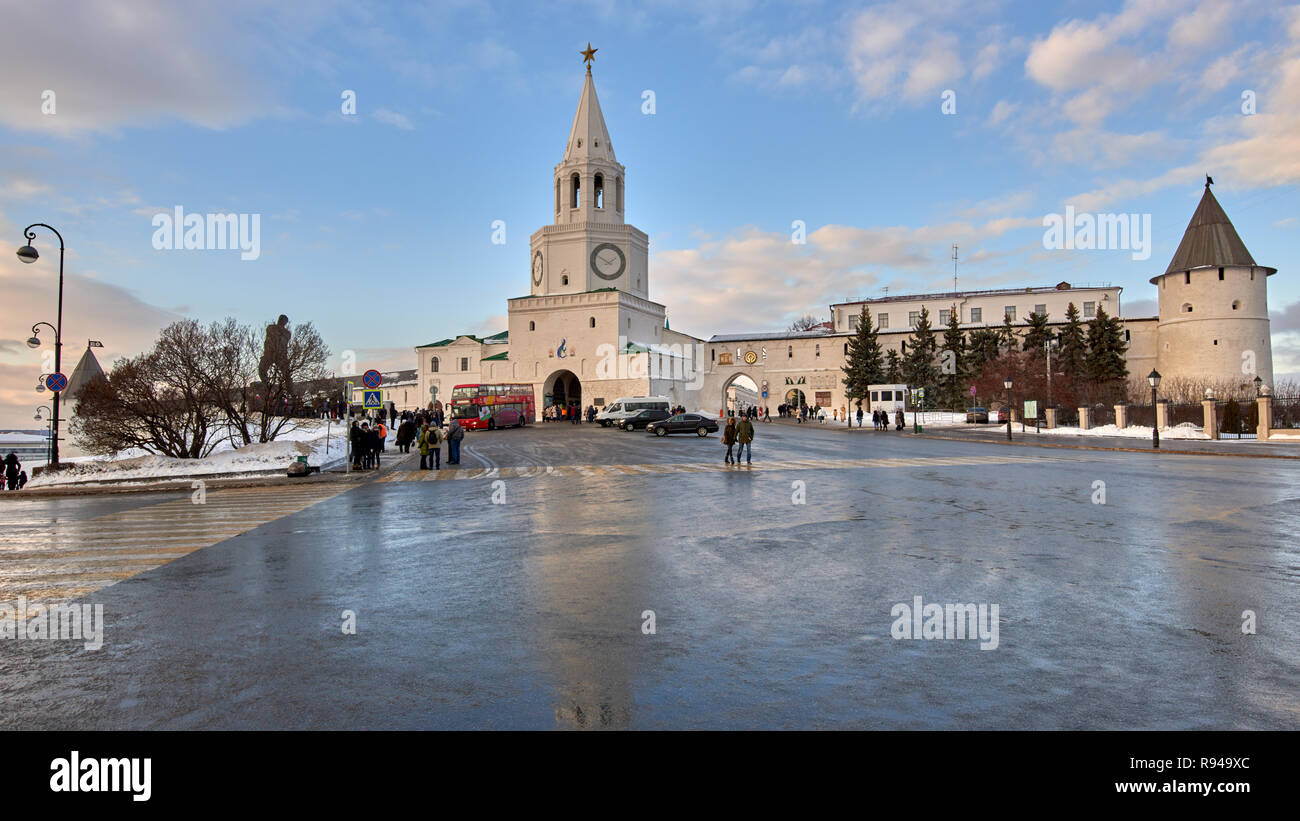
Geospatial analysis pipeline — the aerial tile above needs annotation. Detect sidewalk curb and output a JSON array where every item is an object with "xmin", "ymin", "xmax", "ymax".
[{"xmin": 908, "ymin": 431, "xmax": 1300, "ymax": 459}]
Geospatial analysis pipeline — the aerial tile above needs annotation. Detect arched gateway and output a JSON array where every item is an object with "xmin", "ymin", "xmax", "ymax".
[{"xmin": 544, "ymin": 369, "xmax": 581, "ymax": 416}]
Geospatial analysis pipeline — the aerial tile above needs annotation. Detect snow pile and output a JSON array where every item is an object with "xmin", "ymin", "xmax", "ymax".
[
  {"xmin": 28, "ymin": 419, "xmax": 356, "ymax": 487},
  {"xmin": 1033, "ymin": 422, "xmax": 1212, "ymax": 440}
]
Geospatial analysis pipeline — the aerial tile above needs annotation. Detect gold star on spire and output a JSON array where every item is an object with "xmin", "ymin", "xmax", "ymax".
[{"xmin": 580, "ymin": 42, "xmax": 597, "ymax": 72}]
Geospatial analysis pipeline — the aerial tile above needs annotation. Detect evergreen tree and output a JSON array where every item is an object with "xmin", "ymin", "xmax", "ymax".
[
  {"xmin": 967, "ymin": 328, "xmax": 1001, "ymax": 374},
  {"xmin": 902, "ymin": 305, "xmax": 940, "ymax": 388},
  {"xmin": 885, "ymin": 348, "xmax": 902, "ymax": 383},
  {"xmin": 938, "ymin": 305, "xmax": 967, "ymax": 409},
  {"xmin": 1022, "ymin": 310, "xmax": 1054, "ymax": 354},
  {"xmin": 841, "ymin": 306, "xmax": 884, "ymax": 409},
  {"xmin": 1057, "ymin": 302, "xmax": 1088, "ymax": 380},
  {"xmin": 998, "ymin": 312, "xmax": 1019, "ymax": 353},
  {"xmin": 1084, "ymin": 305, "xmax": 1129, "ymax": 383}
]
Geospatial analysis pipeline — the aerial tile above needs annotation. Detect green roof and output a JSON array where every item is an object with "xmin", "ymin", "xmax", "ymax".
[
  {"xmin": 417, "ymin": 330, "xmax": 509, "ymax": 348},
  {"xmin": 481, "ymin": 351, "xmax": 509, "ymax": 361}
]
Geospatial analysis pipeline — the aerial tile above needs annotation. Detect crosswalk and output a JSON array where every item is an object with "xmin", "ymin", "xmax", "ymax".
[
  {"xmin": 0, "ymin": 484, "xmax": 349, "ymax": 614},
  {"xmin": 378, "ymin": 453, "xmax": 1066, "ymax": 482}
]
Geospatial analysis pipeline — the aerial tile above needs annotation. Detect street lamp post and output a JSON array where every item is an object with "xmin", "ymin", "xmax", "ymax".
[
  {"xmin": 1254, "ymin": 375, "xmax": 1263, "ymax": 397},
  {"xmin": 18, "ymin": 224, "xmax": 66, "ymax": 467},
  {"xmin": 34, "ymin": 406, "xmax": 52, "ymax": 466},
  {"xmin": 345, "ymin": 380, "xmax": 355, "ymax": 474},
  {"xmin": 1004, "ymin": 377, "xmax": 1013, "ymax": 441},
  {"xmin": 1148, "ymin": 369, "xmax": 1161, "ymax": 450}
]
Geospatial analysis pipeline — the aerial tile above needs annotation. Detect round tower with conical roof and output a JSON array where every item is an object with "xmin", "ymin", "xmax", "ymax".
[{"xmin": 1152, "ymin": 178, "xmax": 1275, "ymax": 392}]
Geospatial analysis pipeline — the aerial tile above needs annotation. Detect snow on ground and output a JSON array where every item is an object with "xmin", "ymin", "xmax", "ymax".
[{"xmin": 28, "ymin": 418, "xmax": 357, "ymax": 487}]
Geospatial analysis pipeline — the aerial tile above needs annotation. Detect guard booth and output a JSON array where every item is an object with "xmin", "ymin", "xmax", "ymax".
[{"xmin": 868, "ymin": 384, "xmax": 912, "ymax": 414}]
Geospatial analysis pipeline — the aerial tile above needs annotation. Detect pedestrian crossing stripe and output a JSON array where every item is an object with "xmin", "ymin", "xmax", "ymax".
[
  {"xmin": 377, "ymin": 453, "xmax": 1067, "ymax": 482},
  {"xmin": 0, "ymin": 484, "xmax": 349, "ymax": 615}
]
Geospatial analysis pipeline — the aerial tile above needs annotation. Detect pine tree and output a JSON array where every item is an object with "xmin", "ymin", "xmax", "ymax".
[
  {"xmin": 998, "ymin": 312, "xmax": 1019, "ymax": 353},
  {"xmin": 841, "ymin": 306, "xmax": 884, "ymax": 409},
  {"xmin": 885, "ymin": 348, "xmax": 902, "ymax": 383},
  {"xmin": 1057, "ymin": 302, "xmax": 1088, "ymax": 380},
  {"xmin": 903, "ymin": 306, "xmax": 939, "ymax": 388},
  {"xmin": 938, "ymin": 305, "xmax": 967, "ymax": 409},
  {"xmin": 1022, "ymin": 310, "xmax": 1054, "ymax": 354},
  {"xmin": 966, "ymin": 328, "xmax": 1001, "ymax": 375},
  {"xmin": 1085, "ymin": 305, "xmax": 1128, "ymax": 383}
]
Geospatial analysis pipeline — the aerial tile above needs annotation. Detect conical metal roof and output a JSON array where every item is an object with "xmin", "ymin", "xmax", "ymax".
[
  {"xmin": 1156, "ymin": 181, "xmax": 1275, "ymax": 281},
  {"xmin": 65, "ymin": 345, "xmax": 105, "ymax": 400}
]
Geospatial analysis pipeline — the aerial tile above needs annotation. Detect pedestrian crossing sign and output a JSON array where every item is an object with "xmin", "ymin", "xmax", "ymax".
[{"xmin": 363, "ymin": 389, "xmax": 383, "ymax": 409}]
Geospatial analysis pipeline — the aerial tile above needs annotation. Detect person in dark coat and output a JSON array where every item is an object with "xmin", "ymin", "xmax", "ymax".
[
  {"xmin": 368, "ymin": 423, "xmax": 382, "ymax": 468},
  {"xmin": 895, "ymin": 409, "xmax": 905, "ymax": 431},
  {"xmin": 396, "ymin": 418, "xmax": 415, "ymax": 453},
  {"xmin": 350, "ymin": 422, "xmax": 363, "ymax": 468},
  {"xmin": 4, "ymin": 452, "xmax": 20, "ymax": 490}
]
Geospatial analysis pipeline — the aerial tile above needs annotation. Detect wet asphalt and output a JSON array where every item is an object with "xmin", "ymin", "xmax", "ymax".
[{"xmin": 1, "ymin": 421, "xmax": 1297, "ymax": 729}]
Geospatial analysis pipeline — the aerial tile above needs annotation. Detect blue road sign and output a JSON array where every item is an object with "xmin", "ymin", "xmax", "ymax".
[
  {"xmin": 362, "ymin": 369, "xmax": 383, "ymax": 389},
  {"xmin": 362, "ymin": 389, "xmax": 383, "ymax": 409},
  {"xmin": 46, "ymin": 372, "xmax": 68, "ymax": 392}
]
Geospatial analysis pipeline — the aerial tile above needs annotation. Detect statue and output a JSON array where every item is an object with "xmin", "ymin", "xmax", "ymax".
[{"xmin": 259, "ymin": 314, "xmax": 293, "ymax": 393}]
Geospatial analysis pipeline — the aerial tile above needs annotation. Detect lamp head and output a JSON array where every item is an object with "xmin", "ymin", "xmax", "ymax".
[
  {"xmin": 1147, "ymin": 369, "xmax": 1161, "ymax": 388},
  {"xmin": 26, "ymin": 336, "xmax": 40, "ymax": 349},
  {"xmin": 16, "ymin": 245, "xmax": 39, "ymax": 263},
  {"xmin": 1003, "ymin": 378, "xmax": 1013, "ymax": 390}
]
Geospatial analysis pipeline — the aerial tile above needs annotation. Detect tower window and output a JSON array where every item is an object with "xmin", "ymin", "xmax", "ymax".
[
  {"xmin": 561, "ymin": 275, "xmax": 569, "ymax": 286},
  {"xmin": 787, "ymin": 345, "xmax": 792, "ymax": 358},
  {"xmin": 571, "ymin": 173, "xmax": 580, "ymax": 208},
  {"xmin": 1182, "ymin": 303, "xmax": 1193, "ymax": 313},
  {"xmin": 1124, "ymin": 330, "xmax": 1130, "ymax": 342},
  {"xmin": 616, "ymin": 177, "xmax": 623, "ymax": 211},
  {"xmin": 594, "ymin": 173, "xmax": 604, "ymax": 209},
  {"xmin": 589, "ymin": 316, "xmax": 596, "ymax": 328},
  {"xmin": 431, "ymin": 357, "xmax": 439, "ymax": 373},
  {"xmin": 1232, "ymin": 300, "xmax": 1241, "ymax": 310},
  {"xmin": 816, "ymin": 344, "xmax": 821, "ymax": 357},
  {"xmin": 1213, "ymin": 339, "xmax": 1219, "ymax": 345},
  {"xmin": 1218, "ymin": 267, "xmax": 1224, "ymax": 280},
  {"xmin": 529, "ymin": 321, "xmax": 535, "ymax": 331},
  {"xmin": 555, "ymin": 179, "xmax": 560, "ymax": 213},
  {"xmin": 844, "ymin": 342, "xmax": 848, "ymax": 355},
  {"xmin": 1185, "ymin": 271, "xmax": 1191, "ymax": 284}
]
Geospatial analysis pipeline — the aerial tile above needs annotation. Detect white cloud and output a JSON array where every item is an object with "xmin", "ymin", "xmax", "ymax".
[{"xmin": 372, "ymin": 108, "xmax": 415, "ymax": 130}]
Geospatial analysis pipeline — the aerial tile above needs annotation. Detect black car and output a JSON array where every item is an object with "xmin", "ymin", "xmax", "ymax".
[
  {"xmin": 621, "ymin": 409, "xmax": 672, "ymax": 430},
  {"xmin": 645, "ymin": 413, "xmax": 719, "ymax": 437}
]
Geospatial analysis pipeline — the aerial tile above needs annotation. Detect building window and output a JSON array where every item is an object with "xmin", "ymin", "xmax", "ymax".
[
  {"xmin": 616, "ymin": 177, "xmax": 623, "ymax": 211},
  {"xmin": 711, "ymin": 348, "xmax": 715, "ymax": 362},
  {"xmin": 1185, "ymin": 271, "xmax": 1191, "ymax": 284},
  {"xmin": 460, "ymin": 357, "xmax": 469, "ymax": 371},
  {"xmin": 626, "ymin": 318, "xmax": 630, "ymax": 328},
  {"xmin": 1213, "ymin": 339, "xmax": 1219, "ymax": 345},
  {"xmin": 570, "ymin": 173, "xmax": 580, "ymax": 208},
  {"xmin": 878, "ymin": 313, "xmax": 890, "ymax": 329},
  {"xmin": 908, "ymin": 311, "xmax": 920, "ymax": 327},
  {"xmin": 589, "ymin": 316, "xmax": 596, "ymax": 328},
  {"xmin": 787, "ymin": 345, "xmax": 793, "ymax": 358},
  {"xmin": 1182, "ymin": 303, "xmax": 1193, "ymax": 313},
  {"xmin": 815, "ymin": 344, "xmax": 821, "ymax": 357},
  {"xmin": 1232, "ymin": 300, "xmax": 1241, "ymax": 310},
  {"xmin": 1003, "ymin": 306, "xmax": 1016, "ymax": 322},
  {"xmin": 844, "ymin": 342, "xmax": 848, "ymax": 355},
  {"xmin": 1218, "ymin": 267, "xmax": 1224, "ymax": 280},
  {"xmin": 939, "ymin": 309, "xmax": 950, "ymax": 325},
  {"xmin": 1083, "ymin": 302, "xmax": 1096, "ymax": 318},
  {"xmin": 594, "ymin": 173, "xmax": 604, "ymax": 209},
  {"xmin": 968, "ymin": 308, "xmax": 981, "ymax": 323},
  {"xmin": 1034, "ymin": 304, "xmax": 1046, "ymax": 316},
  {"xmin": 555, "ymin": 179, "xmax": 560, "ymax": 213},
  {"xmin": 431, "ymin": 357, "xmax": 439, "ymax": 373},
  {"xmin": 849, "ymin": 314, "xmax": 860, "ymax": 330},
  {"xmin": 529, "ymin": 321, "xmax": 535, "ymax": 331},
  {"xmin": 561, "ymin": 275, "xmax": 569, "ymax": 286},
  {"xmin": 1124, "ymin": 330, "xmax": 1131, "ymax": 341}
]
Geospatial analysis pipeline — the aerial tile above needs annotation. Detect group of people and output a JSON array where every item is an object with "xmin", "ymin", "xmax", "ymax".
[
  {"xmin": 778, "ymin": 403, "xmax": 826, "ymax": 423},
  {"xmin": 3, "ymin": 452, "xmax": 28, "ymax": 490},
  {"xmin": 543, "ymin": 404, "xmax": 591, "ymax": 423},
  {"xmin": 348, "ymin": 418, "xmax": 388, "ymax": 469},
  {"xmin": 853, "ymin": 408, "xmax": 906, "ymax": 430},
  {"xmin": 727, "ymin": 405, "xmax": 764, "ymax": 421},
  {"xmin": 720, "ymin": 416, "xmax": 756, "ymax": 465},
  {"xmin": 389, "ymin": 408, "xmax": 464, "ymax": 470}
]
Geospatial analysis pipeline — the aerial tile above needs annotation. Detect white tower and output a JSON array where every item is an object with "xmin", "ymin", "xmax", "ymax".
[
  {"xmin": 528, "ymin": 50, "xmax": 649, "ymax": 300},
  {"xmin": 1152, "ymin": 178, "xmax": 1275, "ymax": 392}
]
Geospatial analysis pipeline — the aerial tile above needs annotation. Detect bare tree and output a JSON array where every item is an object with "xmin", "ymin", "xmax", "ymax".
[{"xmin": 789, "ymin": 314, "xmax": 824, "ymax": 332}]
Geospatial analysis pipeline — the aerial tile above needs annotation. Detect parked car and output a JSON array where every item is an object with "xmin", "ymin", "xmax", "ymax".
[
  {"xmin": 621, "ymin": 409, "xmax": 672, "ymax": 431},
  {"xmin": 993, "ymin": 408, "xmax": 1009, "ymax": 423},
  {"xmin": 965, "ymin": 407, "xmax": 989, "ymax": 423},
  {"xmin": 646, "ymin": 413, "xmax": 719, "ymax": 437}
]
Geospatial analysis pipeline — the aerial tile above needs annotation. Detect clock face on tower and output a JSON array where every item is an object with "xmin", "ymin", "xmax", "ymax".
[
  {"xmin": 590, "ymin": 243, "xmax": 626, "ymax": 280},
  {"xmin": 532, "ymin": 250, "xmax": 544, "ymax": 285}
]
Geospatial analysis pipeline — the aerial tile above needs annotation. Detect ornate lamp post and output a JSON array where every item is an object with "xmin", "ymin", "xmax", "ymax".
[
  {"xmin": 34, "ymin": 406, "xmax": 52, "ymax": 466},
  {"xmin": 1148, "ymin": 369, "xmax": 1161, "ymax": 449},
  {"xmin": 18, "ymin": 224, "xmax": 66, "ymax": 466},
  {"xmin": 1253, "ymin": 375, "xmax": 1263, "ymax": 397},
  {"xmin": 1004, "ymin": 377, "xmax": 1013, "ymax": 441}
]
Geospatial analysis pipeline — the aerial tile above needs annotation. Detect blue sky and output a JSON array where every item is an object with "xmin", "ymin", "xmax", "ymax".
[{"xmin": 1, "ymin": 0, "xmax": 1297, "ymax": 427}]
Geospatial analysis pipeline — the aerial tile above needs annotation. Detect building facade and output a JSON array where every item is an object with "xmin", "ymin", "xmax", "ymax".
[{"xmin": 414, "ymin": 59, "xmax": 1275, "ymax": 419}]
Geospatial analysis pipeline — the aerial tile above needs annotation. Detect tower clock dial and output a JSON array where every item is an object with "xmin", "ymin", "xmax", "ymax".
[
  {"xmin": 532, "ymin": 250, "xmax": 544, "ymax": 285},
  {"xmin": 590, "ymin": 243, "xmax": 626, "ymax": 280}
]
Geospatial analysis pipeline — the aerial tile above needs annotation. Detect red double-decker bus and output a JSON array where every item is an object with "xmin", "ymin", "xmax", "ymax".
[{"xmin": 449, "ymin": 383, "xmax": 535, "ymax": 430}]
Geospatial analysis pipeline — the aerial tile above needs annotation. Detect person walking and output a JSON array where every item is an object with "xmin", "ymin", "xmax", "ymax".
[
  {"xmin": 419, "ymin": 423, "xmax": 442, "ymax": 470},
  {"xmin": 447, "ymin": 419, "xmax": 464, "ymax": 465},
  {"xmin": 350, "ymin": 421, "xmax": 364, "ymax": 469},
  {"xmin": 396, "ymin": 417, "xmax": 415, "ymax": 453},
  {"xmin": 895, "ymin": 408, "xmax": 905, "ymax": 431},
  {"xmin": 736, "ymin": 414, "xmax": 754, "ymax": 465},
  {"xmin": 856, "ymin": 406, "xmax": 864, "ymax": 428},
  {"xmin": 722, "ymin": 417, "xmax": 737, "ymax": 464},
  {"xmin": 4, "ymin": 452, "xmax": 20, "ymax": 490}
]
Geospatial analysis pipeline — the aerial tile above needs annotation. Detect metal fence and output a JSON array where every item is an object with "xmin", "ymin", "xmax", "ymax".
[
  {"xmin": 1273, "ymin": 398, "xmax": 1300, "ymax": 430},
  {"xmin": 1090, "ymin": 404, "xmax": 1115, "ymax": 427},
  {"xmin": 1127, "ymin": 404, "xmax": 1154, "ymax": 428}
]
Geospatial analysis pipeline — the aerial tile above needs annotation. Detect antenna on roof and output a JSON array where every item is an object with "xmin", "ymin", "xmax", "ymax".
[{"xmin": 951, "ymin": 243, "xmax": 959, "ymax": 293}]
